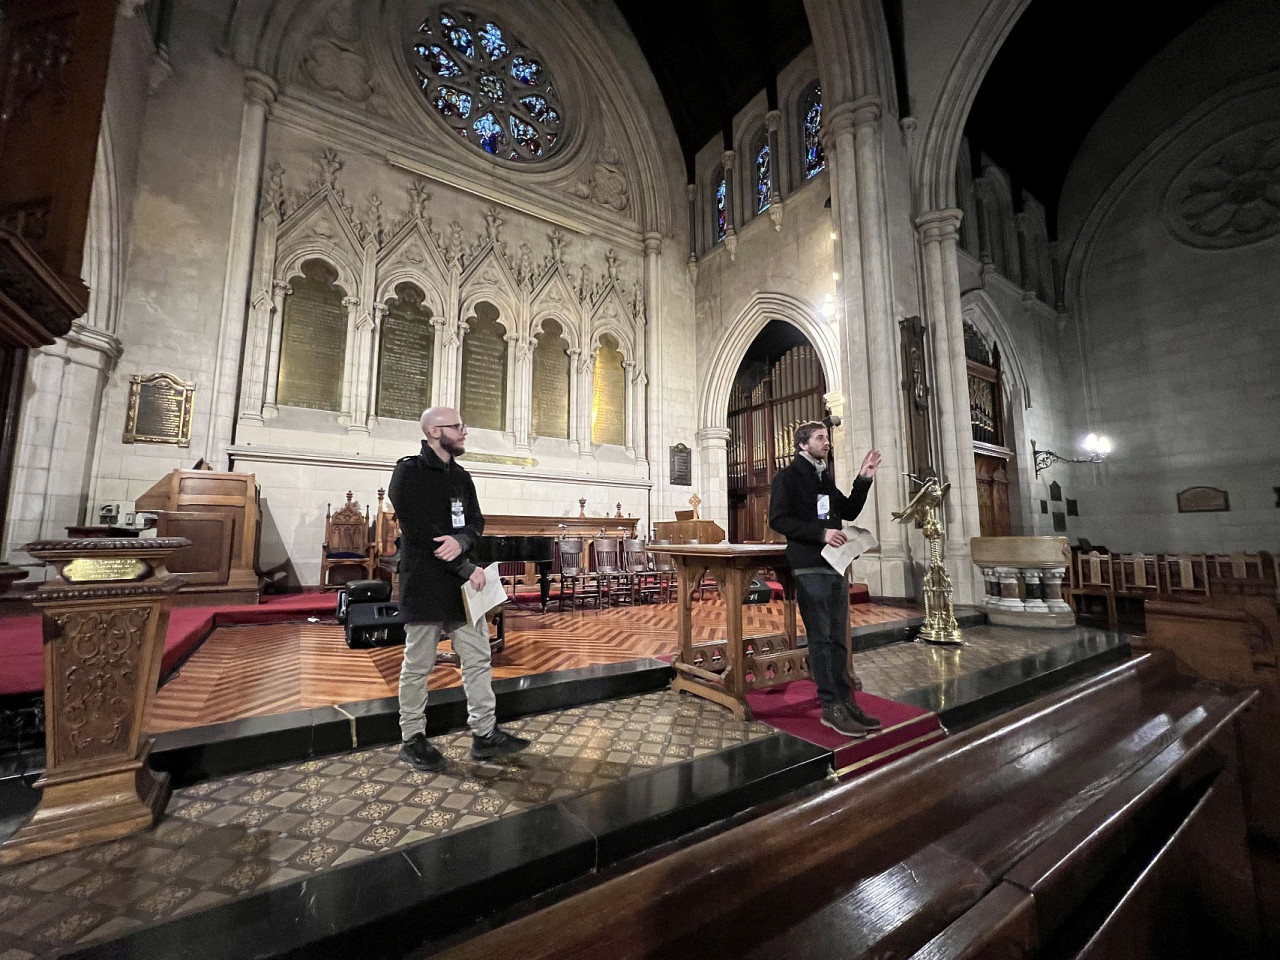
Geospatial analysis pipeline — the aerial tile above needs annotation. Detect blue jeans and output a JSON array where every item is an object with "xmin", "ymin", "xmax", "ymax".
[{"xmin": 795, "ymin": 572, "xmax": 850, "ymax": 706}]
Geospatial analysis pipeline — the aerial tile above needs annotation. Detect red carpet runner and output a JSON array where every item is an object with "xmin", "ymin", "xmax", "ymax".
[{"xmin": 746, "ymin": 680, "xmax": 946, "ymax": 780}]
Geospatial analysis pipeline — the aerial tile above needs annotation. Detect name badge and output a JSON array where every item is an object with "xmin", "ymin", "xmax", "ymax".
[
  {"xmin": 816, "ymin": 494, "xmax": 830, "ymax": 520},
  {"xmin": 450, "ymin": 497, "xmax": 465, "ymax": 529}
]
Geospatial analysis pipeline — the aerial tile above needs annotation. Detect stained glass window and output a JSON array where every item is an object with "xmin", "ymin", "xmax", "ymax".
[
  {"xmin": 410, "ymin": 7, "xmax": 564, "ymax": 162},
  {"xmin": 713, "ymin": 168, "xmax": 727, "ymax": 244},
  {"xmin": 802, "ymin": 83, "xmax": 825, "ymax": 178},
  {"xmin": 754, "ymin": 135, "xmax": 772, "ymax": 214}
]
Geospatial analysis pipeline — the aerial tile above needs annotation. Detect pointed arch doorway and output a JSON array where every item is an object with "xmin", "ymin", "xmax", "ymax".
[{"xmin": 726, "ymin": 321, "xmax": 830, "ymax": 542}]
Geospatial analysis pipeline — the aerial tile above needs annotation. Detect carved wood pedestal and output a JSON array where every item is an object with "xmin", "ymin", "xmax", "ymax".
[
  {"xmin": 0, "ymin": 538, "xmax": 189, "ymax": 865},
  {"xmin": 647, "ymin": 544, "xmax": 799, "ymax": 720}
]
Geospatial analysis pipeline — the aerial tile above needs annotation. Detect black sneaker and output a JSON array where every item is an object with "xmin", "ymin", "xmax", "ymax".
[
  {"xmin": 470, "ymin": 727, "xmax": 531, "ymax": 761},
  {"xmin": 843, "ymin": 697, "xmax": 883, "ymax": 729},
  {"xmin": 819, "ymin": 704, "xmax": 868, "ymax": 739},
  {"xmin": 399, "ymin": 733, "xmax": 446, "ymax": 771}
]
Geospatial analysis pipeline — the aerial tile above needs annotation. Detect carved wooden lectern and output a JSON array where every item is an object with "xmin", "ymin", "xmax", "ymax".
[{"xmin": 0, "ymin": 538, "xmax": 188, "ymax": 865}]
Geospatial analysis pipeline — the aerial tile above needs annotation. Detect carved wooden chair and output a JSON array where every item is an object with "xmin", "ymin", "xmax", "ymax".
[
  {"xmin": 622, "ymin": 539, "xmax": 662, "ymax": 604},
  {"xmin": 372, "ymin": 488, "xmax": 401, "ymax": 600},
  {"xmin": 1065, "ymin": 549, "xmax": 1116, "ymax": 630},
  {"xmin": 1158, "ymin": 553, "xmax": 1210, "ymax": 602},
  {"xmin": 557, "ymin": 538, "xmax": 601, "ymax": 611},
  {"xmin": 650, "ymin": 541, "xmax": 678, "ymax": 603},
  {"xmin": 1208, "ymin": 552, "xmax": 1273, "ymax": 598},
  {"xmin": 592, "ymin": 537, "xmax": 632, "ymax": 606},
  {"xmin": 321, "ymin": 492, "xmax": 376, "ymax": 590}
]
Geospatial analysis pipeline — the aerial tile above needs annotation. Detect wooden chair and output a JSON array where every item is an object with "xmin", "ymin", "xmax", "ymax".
[
  {"xmin": 622, "ymin": 539, "xmax": 663, "ymax": 604},
  {"xmin": 1208, "ymin": 552, "xmax": 1273, "ymax": 597},
  {"xmin": 650, "ymin": 540, "xmax": 677, "ymax": 602},
  {"xmin": 1114, "ymin": 552, "xmax": 1159, "ymax": 628},
  {"xmin": 498, "ymin": 561, "xmax": 526, "ymax": 603},
  {"xmin": 321, "ymin": 491, "xmax": 375, "ymax": 590},
  {"xmin": 372, "ymin": 488, "xmax": 401, "ymax": 599},
  {"xmin": 592, "ymin": 538, "xmax": 632, "ymax": 606},
  {"xmin": 1158, "ymin": 553, "xmax": 1209, "ymax": 602},
  {"xmin": 1066, "ymin": 549, "xmax": 1116, "ymax": 630},
  {"xmin": 557, "ymin": 538, "xmax": 601, "ymax": 611}
]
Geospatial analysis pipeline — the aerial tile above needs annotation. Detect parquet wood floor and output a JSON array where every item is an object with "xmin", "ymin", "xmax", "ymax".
[{"xmin": 147, "ymin": 600, "xmax": 917, "ymax": 734}]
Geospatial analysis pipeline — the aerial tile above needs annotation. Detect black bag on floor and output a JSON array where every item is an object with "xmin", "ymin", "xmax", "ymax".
[
  {"xmin": 345, "ymin": 602, "xmax": 407, "ymax": 649},
  {"xmin": 745, "ymin": 578, "xmax": 772, "ymax": 604}
]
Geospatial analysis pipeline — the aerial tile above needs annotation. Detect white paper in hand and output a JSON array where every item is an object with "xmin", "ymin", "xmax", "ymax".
[
  {"xmin": 820, "ymin": 524, "xmax": 878, "ymax": 576},
  {"xmin": 461, "ymin": 562, "xmax": 507, "ymax": 627}
]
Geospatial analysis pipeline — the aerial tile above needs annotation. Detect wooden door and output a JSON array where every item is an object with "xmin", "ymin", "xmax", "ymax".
[{"xmin": 974, "ymin": 453, "xmax": 1011, "ymax": 537}]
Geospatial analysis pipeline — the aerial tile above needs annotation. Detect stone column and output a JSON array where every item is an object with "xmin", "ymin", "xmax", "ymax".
[
  {"xmin": 722, "ymin": 149, "xmax": 737, "ymax": 260},
  {"xmin": 623, "ymin": 359, "xmax": 637, "ymax": 457},
  {"xmin": 262, "ymin": 279, "xmax": 290, "ymax": 418},
  {"xmin": 993, "ymin": 567, "xmax": 1025, "ymax": 613},
  {"xmin": 338, "ymin": 296, "xmax": 360, "ymax": 425},
  {"xmin": 367, "ymin": 303, "xmax": 387, "ymax": 427},
  {"xmin": 695, "ymin": 426, "xmax": 732, "ymax": 529},
  {"xmin": 429, "ymin": 316, "xmax": 447, "ymax": 406},
  {"xmin": 503, "ymin": 333, "xmax": 518, "ymax": 442},
  {"xmin": 577, "ymin": 347, "xmax": 595, "ymax": 464},
  {"xmin": 916, "ymin": 209, "xmax": 980, "ymax": 603},
  {"xmin": 643, "ymin": 232, "xmax": 662, "ymax": 474},
  {"xmin": 206, "ymin": 69, "xmax": 276, "ymax": 465},
  {"xmin": 1042, "ymin": 567, "xmax": 1072, "ymax": 613},
  {"xmin": 1021, "ymin": 568, "xmax": 1049, "ymax": 612},
  {"xmin": 567, "ymin": 346, "xmax": 581, "ymax": 453},
  {"xmin": 979, "ymin": 566, "xmax": 1000, "ymax": 607},
  {"xmin": 764, "ymin": 109, "xmax": 783, "ymax": 230},
  {"xmin": 686, "ymin": 183, "xmax": 698, "ymax": 283},
  {"xmin": 513, "ymin": 336, "xmax": 534, "ymax": 452}
]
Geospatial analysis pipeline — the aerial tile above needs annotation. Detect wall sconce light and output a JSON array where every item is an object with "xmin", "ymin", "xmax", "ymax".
[
  {"xmin": 821, "ymin": 293, "xmax": 836, "ymax": 319},
  {"xmin": 1032, "ymin": 434, "xmax": 1112, "ymax": 478}
]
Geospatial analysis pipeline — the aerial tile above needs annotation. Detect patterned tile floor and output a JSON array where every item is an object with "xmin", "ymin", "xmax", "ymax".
[
  {"xmin": 0, "ymin": 692, "xmax": 773, "ymax": 959},
  {"xmin": 852, "ymin": 624, "xmax": 1090, "ymax": 700}
]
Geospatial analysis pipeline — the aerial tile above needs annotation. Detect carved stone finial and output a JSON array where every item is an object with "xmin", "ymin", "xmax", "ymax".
[
  {"xmin": 318, "ymin": 148, "xmax": 342, "ymax": 189},
  {"xmin": 549, "ymin": 229, "xmax": 566, "ymax": 263},
  {"xmin": 408, "ymin": 180, "xmax": 431, "ymax": 221},
  {"xmin": 605, "ymin": 248, "xmax": 619, "ymax": 280},
  {"xmin": 579, "ymin": 498, "xmax": 587, "ymax": 518},
  {"xmin": 484, "ymin": 206, "xmax": 504, "ymax": 244}
]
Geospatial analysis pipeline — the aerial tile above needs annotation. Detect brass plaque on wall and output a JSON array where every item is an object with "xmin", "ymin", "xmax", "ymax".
[
  {"xmin": 591, "ymin": 338, "xmax": 626, "ymax": 446},
  {"xmin": 531, "ymin": 327, "xmax": 570, "ymax": 439},
  {"xmin": 277, "ymin": 274, "xmax": 346, "ymax": 411},
  {"xmin": 378, "ymin": 301, "xmax": 435, "ymax": 422},
  {"xmin": 460, "ymin": 310, "xmax": 508, "ymax": 431},
  {"xmin": 670, "ymin": 443, "xmax": 692, "ymax": 486},
  {"xmin": 123, "ymin": 372, "xmax": 194, "ymax": 446}
]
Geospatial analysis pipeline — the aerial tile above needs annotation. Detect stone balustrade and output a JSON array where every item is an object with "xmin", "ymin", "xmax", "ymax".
[{"xmin": 970, "ymin": 537, "xmax": 1075, "ymax": 629}]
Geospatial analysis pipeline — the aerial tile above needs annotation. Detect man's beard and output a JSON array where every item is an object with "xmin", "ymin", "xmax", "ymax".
[{"xmin": 441, "ymin": 435, "xmax": 466, "ymax": 457}]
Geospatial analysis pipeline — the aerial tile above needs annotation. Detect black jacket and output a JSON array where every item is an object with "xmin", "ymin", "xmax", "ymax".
[
  {"xmin": 768, "ymin": 454, "xmax": 873, "ymax": 570},
  {"xmin": 388, "ymin": 440, "xmax": 484, "ymax": 624}
]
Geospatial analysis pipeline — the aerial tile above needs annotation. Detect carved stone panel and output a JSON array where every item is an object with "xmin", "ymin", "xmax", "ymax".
[
  {"xmin": 591, "ymin": 334, "xmax": 626, "ymax": 446},
  {"xmin": 377, "ymin": 283, "xmax": 434, "ymax": 422},
  {"xmin": 277, "ymin": 259, "xmax": 347, "ymax": 411},
  {"xmin": 531, "ymin": 319, "xmax": 569, "ymax": 439},
  {"xmin": 460, "ymin": 302, "xmax": 507, "ymax": 431}
]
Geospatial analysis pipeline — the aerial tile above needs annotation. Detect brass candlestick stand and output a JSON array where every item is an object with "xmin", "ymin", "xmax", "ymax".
[{"xmin": 893, "ymin": 476, "xmax": 964, "ymax": 646}]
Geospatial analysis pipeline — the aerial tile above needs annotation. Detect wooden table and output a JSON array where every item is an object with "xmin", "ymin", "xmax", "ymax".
[{"xmin": 646, "ymin": 543, "xmax": 803, "ymax": 719}]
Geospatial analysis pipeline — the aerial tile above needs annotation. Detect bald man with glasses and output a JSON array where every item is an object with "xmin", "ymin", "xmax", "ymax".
[{"xmin": 389, "ymin": 406, "xmax": 529, "ymax": 770}]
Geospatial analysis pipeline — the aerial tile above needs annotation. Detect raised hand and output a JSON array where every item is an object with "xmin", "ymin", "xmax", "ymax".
[{"xmin": 859, "ymin": 449, "xmax": 882, "ymax": 479}]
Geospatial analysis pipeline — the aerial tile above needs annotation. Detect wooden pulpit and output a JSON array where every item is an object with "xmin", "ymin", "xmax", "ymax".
[
  {"xmin": 651, "ymin": 519, "xmax": 725, "ymax": 544},
  {"xmin": 135, "ymin": 469, "xmax": 260, "ymax": 605},
  {"xmin": 0, "ymin": 537, "xmax": 189, "ymax": 864}
]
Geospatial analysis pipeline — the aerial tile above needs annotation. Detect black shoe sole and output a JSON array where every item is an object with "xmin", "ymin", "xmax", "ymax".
[
  {"xmin": 398, "ymin": 745, "xmax": 446, "ymax": 772},
  {"xmin": 819, "ymin": 717, "xmax": 868, "ymax": 739},
  {"xmin": 850, "ymin": 717, "xmax": 883, "ymax": 729},
  {"xmin": 469, "ymin": 740, "xmax": 530, "ymax": 761}
]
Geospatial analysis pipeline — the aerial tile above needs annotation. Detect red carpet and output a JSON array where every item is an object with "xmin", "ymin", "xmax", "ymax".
[
  {"xmin": 0, "ymin": 592, "xmax": 337, "ymax": 697},
  {"xmin": 747, "ymin": 680, "xmax": 946, "ymax": 780}
]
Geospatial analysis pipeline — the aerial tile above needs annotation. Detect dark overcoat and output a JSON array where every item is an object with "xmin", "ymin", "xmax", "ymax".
[
  {"xmin": 388, "ymin": 440, "xmax": 484, "ymax": 624},
  {"xmin": 768, "ymin": 455, "xmax": 872, "ymax": 570}
]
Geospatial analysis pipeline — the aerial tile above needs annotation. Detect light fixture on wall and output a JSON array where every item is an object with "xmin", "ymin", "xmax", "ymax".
[
  {"xmin": 1032, "ymin": 434, "xmax": 1113, "ymax": 478},
  {"xmin": 821, "ymin": 293, "xmax": 836, "ymax": 319}
]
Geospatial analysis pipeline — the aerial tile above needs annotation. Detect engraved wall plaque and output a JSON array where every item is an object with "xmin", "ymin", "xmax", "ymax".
[
  {"xmin": 591, "ymin": 334, "xmax": 626, "ymax": 446},
  {"xmin": 277, "ymin": 260, "xmax": 347, "ymax": 411},
  {"xmin": 1177, "ymin": 486, "xmax": 1230, "ymax": 512},
  {"xmin": 122, "ymin": 372, "xmax": 194, "ymax": 446},
  {"xmin": 377, "ymin": 283, "xmax": 435, "ymax": 422},
  {"xmin": 531, "ymin": 320, "xmax": 570, "ymax": 438},
  {"xmin": 460, "ymin": 302, "xmax": 508, "ymax": 431},
  {"xmin": 670, "ymin": 443, "xmax": 692, "ymax": 486}
]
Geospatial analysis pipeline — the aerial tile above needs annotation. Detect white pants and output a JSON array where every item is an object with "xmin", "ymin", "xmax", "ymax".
[{"xmin": 398, "ymin": 619, "xmax": 496, "ymax": 740}]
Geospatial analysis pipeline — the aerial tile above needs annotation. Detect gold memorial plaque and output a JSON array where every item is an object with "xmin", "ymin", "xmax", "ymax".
[
  {"xmin": 592, "ymin": 336, "xmax": 626, "ymax": 446},
  {"xmin": 378, "ymin": 293, "xmax": 435, "ymax": 422},
  {"xmin": 123, "ymin": 373, "xmax": 194, "ymax": 446},
  {"xmin": 62, "ymin": 557, "xmax": 150, "ymax": 583},
  {"xmin": 459, "ymin": 452, "xmax": 536, "ymax": 467},
  {"xmin": 460, "ymin": 307, "xmax": 508, "ymax": 431},
  {"xmin": 277, "ymin": 265, "xmax": 347, "ymax": 411},
  {"xmin": 531, "ymin": 325, "xmax": 570, "ymax": 439}
]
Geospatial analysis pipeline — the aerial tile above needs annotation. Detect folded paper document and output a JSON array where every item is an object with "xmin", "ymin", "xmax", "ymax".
[
  {"xmin": 820, "ymin": 524, "xmax": 878, "ymax": 575},
  {"xmin": 461, "ymin": 562, "xmax": 507, "ymax": 627}
]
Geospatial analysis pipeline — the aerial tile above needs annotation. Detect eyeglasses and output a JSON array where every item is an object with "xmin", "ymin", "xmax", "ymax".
[{"xmin": 435, "ymin": 422, "xmax": 467, "ymax": 433}]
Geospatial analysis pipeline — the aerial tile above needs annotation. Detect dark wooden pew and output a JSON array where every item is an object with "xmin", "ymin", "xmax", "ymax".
[{"xmin": 432, "ymin": 652, "xmax": 1261, "ymax": 960}]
